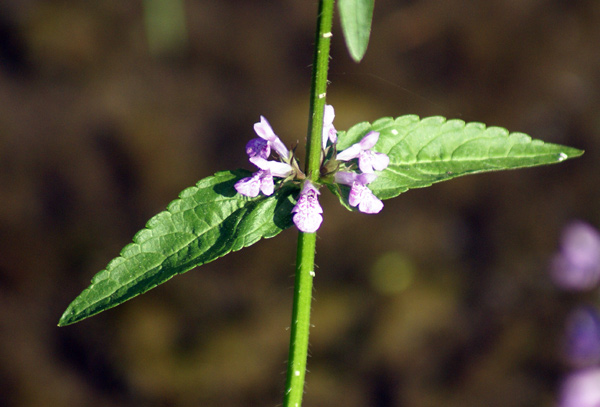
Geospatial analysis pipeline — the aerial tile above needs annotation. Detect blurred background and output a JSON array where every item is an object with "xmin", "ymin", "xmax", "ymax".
[{"xmin": 1, "ymin": 0, "xmax": 599, "ymax": 406}]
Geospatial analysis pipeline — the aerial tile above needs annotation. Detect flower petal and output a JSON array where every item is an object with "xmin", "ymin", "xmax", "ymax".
[
  {"xmin": 259, "ymin": 171, "xmax": 274, "ymax": 196},
  {"xmin": 234, "ymin": 175, "xmax": 261, "ymax": 197},
  {"xmin": 322, "ymin": 105, "xmax": 337, "ymax": 149},
  {"xmin": 292, "ymin": 181, "xmax": 323, "ymax": 233},
  {"xmin": 358, "ymin": 193, "xmax": 384, "ymax": 214},
  {"xmin": 358, "ymin": 131, "xmax": 379, "ymax": 150},
  {"xmin": 348, "ymin": 182, "xmax": 366, "ymax": 207},
  {"xmin": 254, "ymin": 116, "xmax": 289, "ymax": 159},
  {"xmin": 334, "ymin": 171, "xmax": 358, "ymax": 186},
  {"xmin": 371, "ymin": 152, "xmax": 390, "ymax": 171},
  {"xmin": 337, "ymin": 131, "xmax": 381, "ymax": 163},
  {"xmin": 357, "ymin": 173, "xmax": 378, "ymax": 185},
  {"xmin": 323, "ymin": 105, "xmax": 335, "ymax": 127},
  {"xmin": 357, "ymin": 152, "xmax": 374, "ymax": 173},
  {"xmin": 358, "ymin": 150, "xmax": 390, "ymax": 173},
  {"xmin": 254, "ymin": 116, "xmax": 277, "ymax": 141},
  {"xmin": 336, "ymin": 143, "xmax": 361, "ymax": 161},
  {"xmin": 249, "ymin": 156, "xmax": 293, "ymax": 178},
  {"xmin": 348, "ymin": 182, "xmax": 383, "ymax": 214},
  {"xmin": 293, "ymin": 210, "xmax": 323, "ymax": 233},
  {"xmin": 335, "ymin": 171, "xmax": 378, "ymax": 187}
]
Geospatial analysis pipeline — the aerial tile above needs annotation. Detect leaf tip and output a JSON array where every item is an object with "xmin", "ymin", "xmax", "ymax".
[
  {"xmin": 349, "ymin": 48, "xmax": 367, "ymax": 63},
  {"xmin": 557, "ymin": 148, "xmax": 584, "ymax": 162},
  {"xmin": 57, "ymin": 309, "xmax": 75, "ymax": 327},
  {"xmin": 338, "ymin": 0, "xmax": 374, "ymax": 63},
  {"xmin": 58, "ymin": 301, "xmax": 89, "ymax": 326}
]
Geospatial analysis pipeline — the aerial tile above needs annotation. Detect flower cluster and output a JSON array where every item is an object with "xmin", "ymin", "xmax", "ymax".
[
  {"xmin": 235, "ymin": 105, "xmax": 389, "ymax": 232},
  {"xmin": 234, "ymin": 116, "xmax": 296, "ymax": 198}
]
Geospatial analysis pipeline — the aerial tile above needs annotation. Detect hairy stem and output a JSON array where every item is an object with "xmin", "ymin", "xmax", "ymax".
[
  {"xmin": 283, "ymin": 1, "xmax": 334, "ymax": 406},
  {"xmin": 304, "ymin": 0, "xmax": 335, "ymax": 182}
]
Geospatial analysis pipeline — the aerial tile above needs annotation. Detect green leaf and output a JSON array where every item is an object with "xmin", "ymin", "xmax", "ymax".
[
  {"xmin": 338, "ymin": 0, "xmax": 374, "ymax": 62},
  {"xmin": 336, "ymin": 115, "xmax": 584, "ymax": 201},
  {"xmin": 59, "ymin": 170, "xmax": 296, "ymax": 326}
]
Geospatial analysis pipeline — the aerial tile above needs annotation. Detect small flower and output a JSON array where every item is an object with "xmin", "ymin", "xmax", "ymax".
[
  {"xmin": 336, "ymin": 131, "xmax": 390, "ymax": 173},
  {"xmin": 234, "ymin": 157, "xmax": 293, "ymax": 198},
  {"xmin": 292, "ymin": 181, "xmax": 323, "ymax": 233},
  {"xmin": 254, "ymin": 116, "xmax": 289, "ymax": 159},
  {"xmin": 322, "ymin": 105, "xmax": 337, "ymax": 150},
  {"xmin": 236, "ymin": 115, "xmax": 298, "ymax": 198},
  {"xmin": 550, "ymin": 221, "xmax": 600, "ymax": 291},
  {"xmin": 349, "ymin": 183, "xmax": 384, "ymax": 214},
  {"xmin": 234, "ymin": 170, "xmax": 274, "ymax": 197},
  {"xmin": 335, "ymin": 171, "xmax": 383, "ymax": 214}
]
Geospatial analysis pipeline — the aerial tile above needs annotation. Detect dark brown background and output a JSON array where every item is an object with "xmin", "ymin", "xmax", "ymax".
[{"xmin": 1, "ymin": 1, "xmax": 598, "ymax": 406}]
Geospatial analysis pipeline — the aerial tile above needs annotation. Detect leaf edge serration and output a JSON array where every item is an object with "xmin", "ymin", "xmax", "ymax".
[
  {"xmin": 58, "ymin": 170, "xmax": 295, "ymax": 326},
  {"xmin": 337, "ymin": 115, "xmax": 584, "ymax": 201}
]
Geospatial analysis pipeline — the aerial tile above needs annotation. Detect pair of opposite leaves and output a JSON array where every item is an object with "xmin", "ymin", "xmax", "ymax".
[{"xmin": 58, "ymin": 115, "xmax": 583, "ymax": 326}]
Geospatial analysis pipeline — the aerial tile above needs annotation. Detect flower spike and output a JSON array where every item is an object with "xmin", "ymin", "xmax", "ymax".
[
  {"xmin": 235, "ymin": 116, "xmax": 297, "ymax": 199},
  {"xmin": 237, "ymin": 109, "xmax": 389, "ymax": 226}
]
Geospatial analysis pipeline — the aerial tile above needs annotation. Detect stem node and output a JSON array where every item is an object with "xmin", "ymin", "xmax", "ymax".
[{"xmin": 283, "ymin": 5, "xmax": 334, "ymax": 407}]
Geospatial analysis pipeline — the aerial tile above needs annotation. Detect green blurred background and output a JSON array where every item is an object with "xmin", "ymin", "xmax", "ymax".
[{"xmin": 1, "ymin": 1, "xmax": 598, "ymax": 406}]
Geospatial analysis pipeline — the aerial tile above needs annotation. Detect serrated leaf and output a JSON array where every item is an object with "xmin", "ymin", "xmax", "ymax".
[
  {"xmin": 336, "ymin": 115, "xmax": 584, "ymax": 201},
  {"xmin": 59, "ymin": 170, "xmax": 296, "ymax": 326},
  {"xmin": 338, "ymin": 0, "xmax": 374, "ymax": 62}
]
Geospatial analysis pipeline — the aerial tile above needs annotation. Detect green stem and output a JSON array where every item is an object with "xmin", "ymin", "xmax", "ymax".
[
  {"xmin": 283, "ymin": 1, "xmax": 334, "ymax": 406},
  {"xmin": 305, "ymin": 0, "xmax": 335, "ymax": 182},
  {"xmin": 283, "ymin": 232, "xmax": 317, "ymax": 407}
]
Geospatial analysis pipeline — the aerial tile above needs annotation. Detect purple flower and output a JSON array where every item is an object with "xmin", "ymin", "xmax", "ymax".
[
  {"xmin": 292, "ymin": 181, "xmax": 323, "ymax": 233},
  {"xmin": 563, "ymin": 307, "xmax": 600, "ymax": 368},
  {"xmin": 336, "ymin": 131, "xmax": 390, "ymax": 173},
  {"xmin": 254, "ymin": 116, "xmax": 289, "ymax": 159},
  {"xmin": 234, "ymin": 170, "xmax": 274, "ymax": 197},
  {"xmin": 558, "ymin": 368, "xmax": 600, "ymax": 407},
  {"xmin": 322, "ymin": 104, "xmax": 337, "ymax": 150},
  {"xmin": 550, "ymin": 221, "xmax": 600, "ymax": 291},
  {"xmin": 234, "ymin": 157, "xmax": 293, "ymax": 198},
  {"xmin": 335, "ymin": 171, "xmax": 383, "ymax": 214}
]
